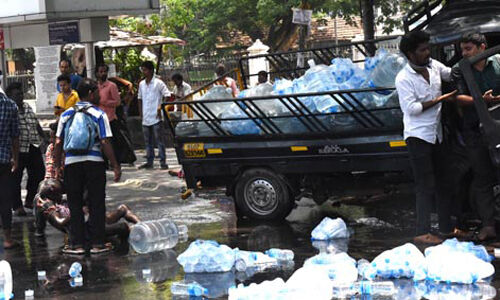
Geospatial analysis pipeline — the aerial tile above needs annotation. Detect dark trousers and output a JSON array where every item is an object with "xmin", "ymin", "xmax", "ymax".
[
  {"xmin": 65, "ymin": 161, "xmax": 106, "ymax": 248},
  {"xmin": 142, "ymin": 122, "xmax": 166, "ymax": 165},
  {"xmin": 0, "ymin": 164, "xmax": 13, "ymax": 229},
  {"xmin": 12, "ymin": 145, "xmax": 45, "ymax": 209},
  {"xmin": 463, "ymin": 129, "xmax": 498, "ymax": 227},
  {"xmin": 110, "ymin": 119, "xmax": 136, "ymax": 164},
  {"xmin": 407, "ymin": 137, "xmax": 452, "ymax": 235}
]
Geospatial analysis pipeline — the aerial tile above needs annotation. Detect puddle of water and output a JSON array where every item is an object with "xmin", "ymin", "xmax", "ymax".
[{"xmin": 4, "ymin": 188, "xmax": 500, "ymax": 300}]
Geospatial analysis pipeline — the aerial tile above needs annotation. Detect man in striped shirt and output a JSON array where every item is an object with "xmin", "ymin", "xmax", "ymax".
[{"xmin": 54, "ymin": 78, "xmax": 121, "ymax": 255}]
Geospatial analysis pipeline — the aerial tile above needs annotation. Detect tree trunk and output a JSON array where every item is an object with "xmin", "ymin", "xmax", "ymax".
[
  {"xmin": 361, "ymin": 0, "xmax": 376, "ymax": 56},
  {"xmin": 266, "ymin": 15, "xmax": 299, "ymax": 52}
]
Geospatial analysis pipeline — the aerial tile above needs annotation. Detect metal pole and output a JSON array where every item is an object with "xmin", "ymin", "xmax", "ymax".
[{"xmin": 85, "ymin": 42, "xmax": 95, "ymax": 79}]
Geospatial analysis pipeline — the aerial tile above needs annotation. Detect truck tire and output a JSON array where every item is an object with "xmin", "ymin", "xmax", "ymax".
[{"xmin": 234, "ymin": 168, "xmax": 293, "ymax": 220}]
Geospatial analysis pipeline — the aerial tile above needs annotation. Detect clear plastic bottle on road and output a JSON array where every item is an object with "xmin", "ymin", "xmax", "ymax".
[
  {"xmin": 332, "ymin": 280, "xmax": 396, "ymax": 298},
  {"xmin": 171, "ymin": 280, "xmax": 208, "ymax": 297},
  {"xmin": 69, "ymin": 262, "xmax": 82, "ymax": 278},
  {"xmin": 265, "ymin": 249, "xmax": 294, "ymax": 261},
  {"xmin": 357, "ymin": 259, "xmax": 370, "ymax": 279},
  {"xmin": 0, "ymin": 261, "xmax": 12, "ymax": 300},
  {"xmin": 129, "ymin": 219, "xmax": 188, "ymax": 254}
]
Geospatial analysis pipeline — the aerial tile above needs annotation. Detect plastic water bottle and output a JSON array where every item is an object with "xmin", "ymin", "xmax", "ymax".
[
  {"xmin": 37, "ymin": 270, "xmax": 47, "ymax": 281},
  {"xmin": 265, "ymin": 249, "xmax": 294, "ymax": 261},
  {"xmin": 234, "ymin": 258, "xmax": 247, "ymax": 272},
  {"xmin": 332, "ymin": 281, "xmax": 395, "ymax": 297},
  {"xmin": 357, "ymin": 281, "xmax": 395, "ymax": 295},
  {"xmin": 171, "ymin": 280, "xmax": 208, "ymax": 297},
  {"xmin": 24, "ymin": 289, "xmax": 34, "ymax": 299},
  {"xmin": 69, "ymin": 262, "xmax": 82, "ymax": 278},
  {"xmin": 369, "ymin": 53, "xmax": 406, "ymax": 88},
  {"xmin": 129, "ymin": 219, "xmax": 188, "ymax": 254},
  {"xmin": 69, "ymin": 274, "xmax": 83, "ymax": 288},
  {"xmin": 357, "ymin": 259, "xmax": 370, "ymax": 279},
  {"xmin": 0, "ymin": 261, "xmax": 12, "ymax": 300}
]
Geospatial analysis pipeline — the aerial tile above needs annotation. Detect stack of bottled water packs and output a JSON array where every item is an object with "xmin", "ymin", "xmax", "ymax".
[
  {"xmin": 225, "ymin": 233, "xmax": 497, "ymax": 299},
  {"xmin": 424, "ymin": 238, "xmax": 494, "ymax": 284},
  {"xmin": 361, "ymin": 243, "xmax": 427, "ymax": 281},
  {"xmin": 361, "ymin": 238, "xmax": 495, "ymax": 284},
  {"xmin": 177, "ymin": 49, "xmax": 406, "ymax": 137},
  {"xmin": 177, "ymin": 240, "xmax": 236, "ymax": 273},
  {"xmin": 311, "ymin": 217, "xmax": 351, "ymax": 240}
]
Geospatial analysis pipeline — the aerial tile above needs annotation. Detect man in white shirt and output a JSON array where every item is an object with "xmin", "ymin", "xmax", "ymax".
[
  {"xmin": 137, "ymin": 61, "xmax": 171, "ymax": 170},
  {"xmin": 172, "ymin": 73, "xmax": 192, "ymax": 112},
  {"xmin": 395, "ymin": 30, "xmax": 457, "ymax": 244}
]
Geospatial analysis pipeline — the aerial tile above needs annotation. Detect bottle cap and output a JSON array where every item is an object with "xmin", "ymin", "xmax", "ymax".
[
  {"xmin": 494, "ymin": 248, "xmax": 500, "ymax": 258},
  {"xmin": 177, "ymin": 224, "xmax": 188, "ymax": 239},
  {"xmin": 25, "ymin": 289, "xmax": 34, "ymax": 297}
]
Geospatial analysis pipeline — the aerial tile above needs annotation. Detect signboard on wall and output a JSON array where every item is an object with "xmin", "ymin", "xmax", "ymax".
[{"xmin": 49, "ymin": 21, "xmax": 80, "ymax": 45}]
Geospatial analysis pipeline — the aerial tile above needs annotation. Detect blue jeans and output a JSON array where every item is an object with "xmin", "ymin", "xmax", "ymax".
[{"xmin": 142, "ymin": 122, "xmax": 166, "ymax": 165}]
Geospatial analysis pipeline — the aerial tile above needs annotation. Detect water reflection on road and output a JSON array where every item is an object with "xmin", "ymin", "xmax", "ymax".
[{"xmin": 4, "ymin": 186, "xmax": 500, "ymax": 299}]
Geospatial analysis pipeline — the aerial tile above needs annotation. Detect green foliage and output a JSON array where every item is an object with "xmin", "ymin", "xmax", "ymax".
[
  {"xmin": 109, "ymin": 48, "xmax": 145, "ymax": 84},
  {"xmin": 111, "ymin": 0, "xmax": 421, "ymax": 54}
]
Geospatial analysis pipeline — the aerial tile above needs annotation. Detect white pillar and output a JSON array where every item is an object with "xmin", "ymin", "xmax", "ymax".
[
  {"xmin": 85, "ymin": 42, "xmax": 95, "ymax": 79},
  {"xmin": 34, "ymin": 45, "xmax": 61, "ymax": 114},
  {"xmin": 246, "ymin": 39, "xmax": 270, "ymax": 87}
]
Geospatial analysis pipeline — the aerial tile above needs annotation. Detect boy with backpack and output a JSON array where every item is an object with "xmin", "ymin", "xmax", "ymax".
[{"xmin": 54, "ymin": 78, "xmax": 121, "ymax": 255}]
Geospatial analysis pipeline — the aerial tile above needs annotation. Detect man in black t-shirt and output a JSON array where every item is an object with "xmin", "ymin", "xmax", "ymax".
[{"xmin": 452, "ymin": 32, "xmax": 500, "ymax": 241}]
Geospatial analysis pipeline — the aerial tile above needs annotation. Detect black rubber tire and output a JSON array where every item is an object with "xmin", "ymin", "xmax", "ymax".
[{"xmin": 234, "ymin": 168, "xmax": 293, "ymax": 220}]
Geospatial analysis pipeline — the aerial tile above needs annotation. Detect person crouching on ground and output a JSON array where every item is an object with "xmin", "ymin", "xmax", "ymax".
[
  {"xmin": 35, "ymin": 178, "xmax": 140, "ymax": 247},
  {"xmin": 54, "ymin": 78, "xmax": 122, "ymax": 255}
]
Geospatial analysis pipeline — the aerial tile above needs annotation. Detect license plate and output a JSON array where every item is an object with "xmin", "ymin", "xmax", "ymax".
[{"xmin": 183, "ymin": 143, "xmax": 206, "ymax": 158}]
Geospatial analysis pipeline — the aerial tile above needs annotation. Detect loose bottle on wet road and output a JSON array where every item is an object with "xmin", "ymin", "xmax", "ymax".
[
  {"xmin": 264, "ymin": 248, "xmax": 294, "ymax": 261},
  {"xmin": 332, "ymin": 281, "xmax": 396, "ymax": 298},
  {"xmin": 171, "ymin": 280, "xmax": 208, "ymax": 297},
  {"xmin": 129, "ymin": 219, "xmax": 188, "ymax": 254},
  {"xmin": 0, "ymin": 261, "xmax": 12, "ymax": 300},
  {"xmin": 357, "ymin": 259, "xmax": 370, "ymax": 279},
  {"xmin": 69, "ymin": 262, "xmax": 82, "ymax": 278}
]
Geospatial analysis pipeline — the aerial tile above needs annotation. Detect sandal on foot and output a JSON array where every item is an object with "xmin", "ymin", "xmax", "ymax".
[
  {"xmin": 90, "ymin": 243, "xmax": 113, "ymax": 254},
  {"xmin": 62, "ymin": 245, "xmax": 85, "ymax": 255}
]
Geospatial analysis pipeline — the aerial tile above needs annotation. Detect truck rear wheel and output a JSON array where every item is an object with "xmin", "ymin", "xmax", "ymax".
[{"xmin": 234, "ymin": 168, "xmax": 293, "ymax": 220}]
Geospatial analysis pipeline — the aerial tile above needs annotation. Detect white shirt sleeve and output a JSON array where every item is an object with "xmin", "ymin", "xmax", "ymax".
[
  {"xmin": 184, "ymin": 82, "xmax": 192, "ymax": 95},
  {"xmin": 137, "ymin": 81, "xmax": 143, "ymax": 100},
  {"xmin": 434, "ymin": 59, "xmax": 452, "ymax": 82},
  {"xmin": 159, "ymin": 81, "xmax": 171, "ymax": 98},
  {"xmin": 56, "ymin": 115, "xmax": 65, "ymax": 138},
  {"xmin": 396, "ymin": 76, "xmax": 423, "ymax": 116}
]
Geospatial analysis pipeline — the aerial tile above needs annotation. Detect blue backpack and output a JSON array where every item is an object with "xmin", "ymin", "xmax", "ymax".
[{"xmin": 63, "ymin": 105, "xmax": 98, "ymax": 155}]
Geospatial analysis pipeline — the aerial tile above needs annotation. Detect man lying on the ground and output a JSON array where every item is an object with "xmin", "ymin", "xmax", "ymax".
[{"xmin": 34, "ymin": 179, "xmax": 140, "ymax": 252}]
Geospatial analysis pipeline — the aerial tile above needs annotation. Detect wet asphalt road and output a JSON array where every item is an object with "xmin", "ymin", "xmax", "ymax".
[{"xmin": 6, "ymin": 149, "xmax": 500, "ymax": 299}]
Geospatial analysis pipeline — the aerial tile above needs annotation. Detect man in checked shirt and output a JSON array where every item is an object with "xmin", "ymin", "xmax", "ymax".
[
  {"xmin": 0, "ymin": 83, "xmax": 20, "ymax": 248},
  {"xmin": 6, "ymin": 82, "xmax": 47, "ymax": 217}
]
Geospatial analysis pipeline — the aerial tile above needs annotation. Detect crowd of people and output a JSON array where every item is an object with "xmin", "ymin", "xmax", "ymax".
[
  {"xmin": 0, "ymin": 59, "xmax": 190, "ymax": 254},
  {"xmin": 396, "ymin": 31, "xmax": 500, "ymax": 245},
  {"xmin": 0, "ymin": 29, "xmax": 498, "ymax": 255}
]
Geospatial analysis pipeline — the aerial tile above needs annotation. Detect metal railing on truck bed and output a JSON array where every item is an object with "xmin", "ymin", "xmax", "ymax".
[
  {"xmin": 238, "ymin": 36, "xmax": 400, "ymax": 89},
  {"xmin": 163, "ymin": 87, "xmax": 401, "ymax": 139}
]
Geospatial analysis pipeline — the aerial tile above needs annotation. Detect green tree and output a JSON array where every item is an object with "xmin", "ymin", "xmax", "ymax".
[{"xmin": 112, "ymin": 0, "xmax": 421, "ymax": 53}]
